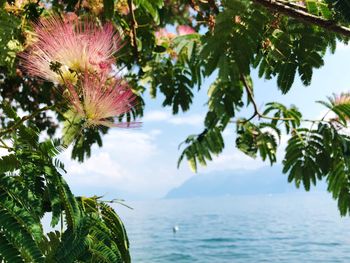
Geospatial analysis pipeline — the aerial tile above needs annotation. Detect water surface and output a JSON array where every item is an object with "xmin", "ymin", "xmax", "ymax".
[{"xmin": 116, "ymin": 193, "xmax": 350, "ymax": 262}]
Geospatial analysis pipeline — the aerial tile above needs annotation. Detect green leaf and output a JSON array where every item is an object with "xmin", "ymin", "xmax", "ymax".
[
  {"xmin": 0, "ymin": 154, "xmax": 18, "ymax": 173},
  {"xmin": 0, "ymin": 232, "xmax": 23, "ymax": 263},
  {"xmin": 178, "ymin": 128, "xmax": 224, "ymax": 172},
  {"xmin": 135, "ymin": 0, "xmax": 163, "ymax": 25},
  {"xmin": 0, "ymin": 10, "xmax": 22, "ymax": 74},
  {"xmin": 103, "ymin": 0, "xmax": 115, "ymax": 19},
  {"xmin": 2, "ymin": 102, "xmax": 20, "ymax": 121},
  {"xmin": 62, "ymin": 110, "xmax": 83, "ymax": 147},
  {"xmin": 277, "ymin": 62, "xmax": 297, "ymax": 93},
  {"xmin": 100, "ymin": 203, "xmax": 131, "ymax": 263},
  {"xmin": 325, "ymin": 0, "xmax": 350, "ymax": 22}
]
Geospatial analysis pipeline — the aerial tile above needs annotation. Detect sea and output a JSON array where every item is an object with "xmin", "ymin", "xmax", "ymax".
[{"xmin": 115, "ymin": 193, "xmax": 350, "ymax": 263}]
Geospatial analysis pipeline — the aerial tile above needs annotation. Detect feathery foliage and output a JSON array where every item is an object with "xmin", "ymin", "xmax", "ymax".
[
  {"xmin": 0, "ymin": 105, "xmax": 130, "ymax": 262},
  {"xmin": 3, "ymin": 0, "xmax": 350, "ymax": 260}
]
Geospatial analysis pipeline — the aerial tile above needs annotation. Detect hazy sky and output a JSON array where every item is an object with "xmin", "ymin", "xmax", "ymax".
[{"xmin": 61, "ymin": 43, "xmax": 350, "ymax": 200}]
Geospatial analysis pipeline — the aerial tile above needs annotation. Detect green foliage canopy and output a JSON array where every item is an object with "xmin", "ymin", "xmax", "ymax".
[{"xmin": 2, "ymin": 0, "xmax": 350, "ymax": 261}]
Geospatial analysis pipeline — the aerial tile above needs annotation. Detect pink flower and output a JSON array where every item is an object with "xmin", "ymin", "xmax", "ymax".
[
  {"xmin": 176, "ymin": 25, "xmax": 195, "ymax": 36},
  {"xmin": 332, "ymin": 93, "xmax": 350, "ymax": 106},
  {"xmin": 21, "ymin": 15, "xmax": 120, "ymax": 84},
  {"xmin": 155, "ymin": 28, "xmax": 176, "ymax": 45},
  {"xmin": 155, "ymin": 28, "xmax": 175, "ymax": 39},
  {"xmin": 66, "ymin": 72, "xmax": 139, "ymax": 128},
  {"xmin": 64, "ymin": 12, "xmax": 78, "ymax": 23}
]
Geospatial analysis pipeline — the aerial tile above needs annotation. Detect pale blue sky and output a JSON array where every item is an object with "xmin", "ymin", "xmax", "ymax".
[{"xmin": 61, "ymin": 43, "xmax": 350, "ymax": 200}]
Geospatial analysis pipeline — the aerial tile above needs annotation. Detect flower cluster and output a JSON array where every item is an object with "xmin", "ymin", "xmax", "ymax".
[
  {"xmin": 155, "ymin": 25, "xmax": 196, "ymax": 45},
  {"xmin": 22, "ymin": 15, "xmax": 119, "ymax": 83},
  {"xmin": 332, "ymin": 93, "xmax": 350, "ymax": 106},
  {"xmin": 21, "ymin": 15, "xmax": 138, "ymax": 128},
  {"xmin": 5, "ymin": 0, "xmax": 40, "ymax": 14},
  {"xmin": 177, "ymin": 25, "xmax": 196, "ymax": 36},
  {"xmin": 154, "ymin": 25, "xmax": 197, "ymax": 59},
  {"xmin": 66, "ymin": 72, "xmax": 138, "ymax": 127}
]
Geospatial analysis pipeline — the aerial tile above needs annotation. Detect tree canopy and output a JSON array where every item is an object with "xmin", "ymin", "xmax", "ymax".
[{"xmin": 2, "ymin": 0, "xmax": 350, "ymax": 261}]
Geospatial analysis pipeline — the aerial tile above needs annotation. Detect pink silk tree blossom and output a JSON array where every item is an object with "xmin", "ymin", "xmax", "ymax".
[
  {"xmin": 66, "ymin": 72, "xmax": 139, "ymax": 128},
  {"xmin": 176, "ymin": 25, "xmax": 196, "ymax": 36},
  {"xmin": 155, "ymin": 28, "xmax": 176, "ymax": 39},
  {"xmin": 155, "ymin": 28, "xmax": 176, "ymax": 45},
  {"xmin": 20, "ymin": 15, "xmax": 120, "ymax": 84},
  {"xmin": 332, "ymin": 93, "xmax": 350, "ymax": 106}
]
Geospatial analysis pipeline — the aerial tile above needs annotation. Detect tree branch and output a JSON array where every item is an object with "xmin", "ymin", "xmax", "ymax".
[
  {"xmin": 240, "ymin": 75, "xmax": 260, "ymax": 122},
  {"xmin": 253, "ymin": 0, "xmax": 350, "ymax": 38},
  {"xmin": 128, "ymin": 0, "xmax": 139, "ymax": 60},
  {"xmin": 237, "ymin": 76, "xmax": 336, "ymax": 125},
  {"xmin": 0, "ymin": 105, "xmax": 54, "ymax": 137},
  {"xmin": 240, "ymin": 74, "xmax": 295, "ymax": 122}
]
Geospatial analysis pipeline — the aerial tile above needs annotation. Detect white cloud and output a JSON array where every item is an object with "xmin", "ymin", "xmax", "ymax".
[
  {"xmin": 168, "ymin": 115, "xmax": 203, "ymax": 125},
  {"xmin": 198, "ymin": 150, "xmax": 267, "ymax": 174},
  {"xmin": 143, "ymin": 110, "xmax": 203, "ymax": 126},
  {"xmin": 143, "ymin": 111, "xmax": 169, "ymax": 122},
  {"xmin": 101, "ymin": 130, "xmax": 158, "ymax": 160},
  {"xmin": 61, "ymin": 129, "xmax": 193, "ymax": 198},
  {"xmin": 66, "ymin": 152, "xmax": 127, "ymax": 186},
  {"xmin": 59, "ymin": 115, "xmax": 292, "ymax": 199},
  {"xmin": 149, "ymin": 129, "xmax": 162, "ymax": 136},
  {"xmin": 191, "ymin": 128, "xmax": 291, "ymax": 175}
]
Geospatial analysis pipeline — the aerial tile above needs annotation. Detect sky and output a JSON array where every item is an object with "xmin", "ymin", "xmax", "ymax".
[{"xmin": 60, "ymin": 43, "xmax": 350, "ymax": 200}]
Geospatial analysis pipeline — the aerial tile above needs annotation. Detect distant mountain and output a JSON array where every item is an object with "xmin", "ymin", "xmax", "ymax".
[{"xmin": 165, "ymin": 165, "xmax": 326, "ymax": 199}]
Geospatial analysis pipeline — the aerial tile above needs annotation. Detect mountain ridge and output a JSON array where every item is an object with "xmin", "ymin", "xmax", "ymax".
[{"xmin": 165, "ymin": 165, "xmax": 326, "ymax": 199}]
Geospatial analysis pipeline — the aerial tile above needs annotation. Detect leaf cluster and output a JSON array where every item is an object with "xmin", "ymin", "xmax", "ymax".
[
  {"xmin": 2, "ymin": 0, "xmax": 350, "ymax": 229},
  {"xmin": 0, "ymin": 105, "xmax": 131, "ymax": 262}
]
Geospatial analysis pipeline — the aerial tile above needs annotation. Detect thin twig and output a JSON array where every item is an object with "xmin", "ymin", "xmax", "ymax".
[
  {"xmin": 61, "ymin": 212, "xmax": 64, "ymax": 234},
  {"xmin": 233, "ymin": 118, "xmax": 333, "ymax": 124},
  {"xmin": 102, "ymin": 198, "xmax": 134, "ymax": 210},
  {"xmin": 240, "ymin": 74, "xmax": 260, "ymax": 122},
  {"xmin": 238, "ymin": 74, "xmax": 336, "ymax": 125},
  {"xmin": 240, "ymin": 74, "xmax": 295, "ymax": 123},
  {"xmin": 237, "ymin": 77, "xmax": 340, "ymax": 127}
]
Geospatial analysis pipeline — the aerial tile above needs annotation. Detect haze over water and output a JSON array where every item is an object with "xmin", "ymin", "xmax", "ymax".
[{"xmin": 116, "ymin": 193, "xmax": 350, "ymax": 262}]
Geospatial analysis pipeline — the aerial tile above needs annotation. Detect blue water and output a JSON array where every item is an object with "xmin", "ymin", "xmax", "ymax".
[{"xmin": 115, "ymin": 193, "xmax": 350, "ymax": 262}]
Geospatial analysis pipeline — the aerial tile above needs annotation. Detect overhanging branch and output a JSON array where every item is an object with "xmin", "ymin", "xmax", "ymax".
[
  {"xmin": 128, "ymin": 0, "xmax": 139, "ymax": 60},
  {"xmin": 0, "ymin": 105, "xmax": 54, "ymax": 137},
  {"xmin": 253, "ymin": 0, "xmax": 350, "ymax": 38}
]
